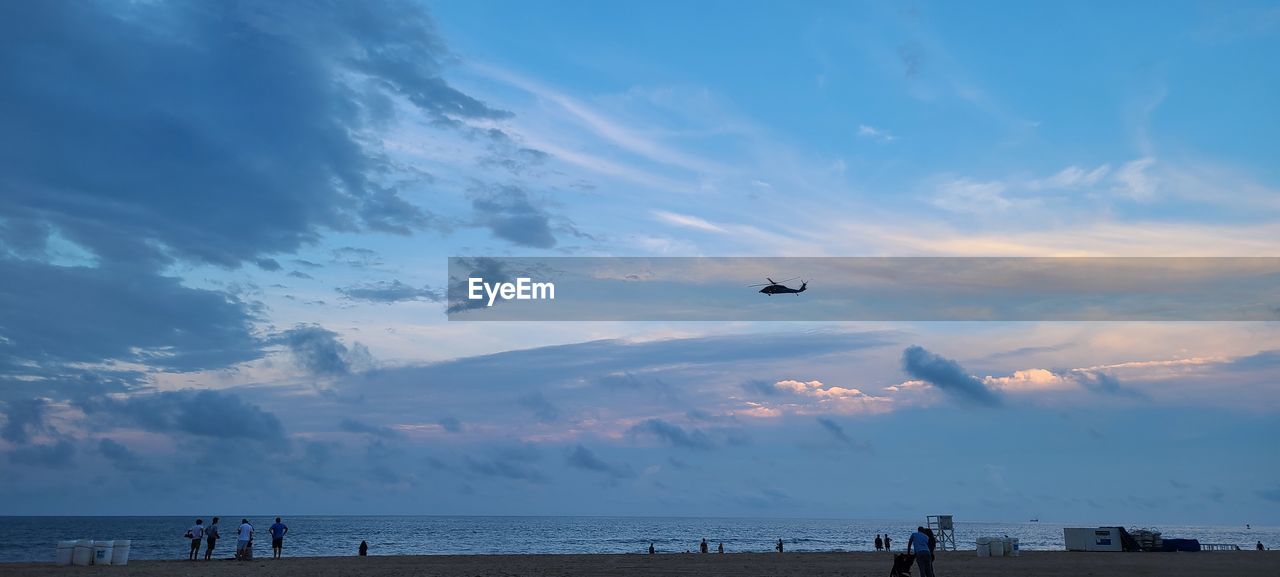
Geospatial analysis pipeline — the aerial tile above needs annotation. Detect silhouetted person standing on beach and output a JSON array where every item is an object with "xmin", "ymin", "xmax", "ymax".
[
  {"xmin": 1259, "ymin": 541, "xmax": 1266, "ymax": 551},
  {"xmin": 187, "ymin": 519, "xmax": 205, "ymax": 561},
  {"xmin": 718, "ymin": 542, "xmax": 724, "ymax": 554},
  {"xmin": 648, "ymin": 543, "xmax": 655, "ymax": 555},
  {"xmin": 359, "ymin": 541, "xmax": 369, "ymax": 556},
  {"xmin": 884, "ymin": 535, "xmax": 891, "ymax": 551},
  {"xmin": 269, "ymin": 517, "xmax": 288, "ymax": 559},
  {"xmin": 701, "ymin": 538, "xmax": 708, "ymax": 553},
  {"xmin": 204, "ymin": 517, "xmax": 220, "ymax": 560},
  {"xmin": 875, "ymin": 534, "xmax": 883, "ymax": 551},
  {"xmin": 908, "ymin": 527, "xmax": 935, "ymax": 577},
  {"xmin": 776, "ymin": 538, "xmax": 784, "ymax": 553}
]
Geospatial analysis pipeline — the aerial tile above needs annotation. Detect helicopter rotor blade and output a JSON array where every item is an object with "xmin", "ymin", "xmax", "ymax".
[{"xmin": 749, "ymin": 276, "xmax": 800, "ymax": 287}]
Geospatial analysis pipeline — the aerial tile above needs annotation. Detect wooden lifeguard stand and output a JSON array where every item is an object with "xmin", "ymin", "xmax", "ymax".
[{"xmin": 927, "ymin": 515, "xmax": 956, "ymax": 551}]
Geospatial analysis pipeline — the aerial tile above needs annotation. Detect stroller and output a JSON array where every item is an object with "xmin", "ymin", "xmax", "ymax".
[{"xmin": 889, "ymin": 552, "xmax": 915, "ymax": 577}]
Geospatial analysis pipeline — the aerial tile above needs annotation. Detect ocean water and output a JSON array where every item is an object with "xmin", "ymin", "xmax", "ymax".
[{"xmin": 0, "ymin": 516, "xmax": 1274, "ymax": 563}]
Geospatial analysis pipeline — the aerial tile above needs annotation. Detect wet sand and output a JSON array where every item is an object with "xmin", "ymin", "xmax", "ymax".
[{"xmin": 3, "ymin": 551, "xmax": 1276, "ymax": 577}]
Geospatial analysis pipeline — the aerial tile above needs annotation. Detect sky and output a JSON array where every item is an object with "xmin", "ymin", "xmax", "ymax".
[{"xmin": 1, "ymin": 0, "xmax": 1278, "ymax": 524}]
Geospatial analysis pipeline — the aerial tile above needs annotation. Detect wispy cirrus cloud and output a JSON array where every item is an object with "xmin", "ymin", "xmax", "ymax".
[
  {"xmin": 470, "ymin": 63, "xmax": 729, "ymax": 177},
  {"xmin": 651, "ymin": 210, "xmax": 727, "ymax": 234},
  {"xmin": 338, "ymin": 280, "xmax": 442, "ymax": 304},
  {"xmin": 857, "ymin": 124, "xmax": 896, "ymax": 142}
]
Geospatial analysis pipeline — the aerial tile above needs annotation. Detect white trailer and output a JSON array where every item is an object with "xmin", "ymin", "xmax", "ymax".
[{"xmin": 1064, "ymin": 527, "xmax": 1125, "ymax": 552}]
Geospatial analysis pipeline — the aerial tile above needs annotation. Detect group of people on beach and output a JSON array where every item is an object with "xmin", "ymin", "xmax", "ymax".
[
  {"xmin": 648, "ymin": 538, "xmax": 783, "ymax": 555},
  {"xmin": 874, "ymin": 527, "xmax": 936, "ymax": 554},
  {"xmin": 186, "ymin": 517, "xmax": 288, "ymax": 561},
  {"xmin": 880, "ymin": 527, "xmax": 940, "ymax": 577}
]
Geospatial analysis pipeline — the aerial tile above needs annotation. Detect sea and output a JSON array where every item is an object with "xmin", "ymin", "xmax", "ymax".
[{"xmin": 0, "ymin": 516, "xmax": 1274, "ymax": 563}]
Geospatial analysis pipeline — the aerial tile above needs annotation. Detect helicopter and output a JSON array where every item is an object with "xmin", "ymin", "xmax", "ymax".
[{"xmin": 749, "ymin": 277, "xmax": 808, "ymax": 295}]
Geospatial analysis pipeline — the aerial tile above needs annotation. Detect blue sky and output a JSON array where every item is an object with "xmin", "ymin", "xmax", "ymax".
[{"xmin": 1, "ymin": 0, "xmax": 1278, "ymax": 524}]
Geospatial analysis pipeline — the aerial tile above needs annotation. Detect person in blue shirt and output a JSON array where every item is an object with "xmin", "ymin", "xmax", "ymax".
[
  {"xmin": 907, "ymin": 527, "xmax": 936, "ymax": 577},
  {"xmin": 268, "ymin": 517, "xmax": 289, "ymax": 559}
]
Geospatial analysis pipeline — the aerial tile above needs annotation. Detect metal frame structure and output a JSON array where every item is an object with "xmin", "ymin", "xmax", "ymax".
[{"xmin": 927, "ymin": 515, "xmax": 957, "ymax": 551}]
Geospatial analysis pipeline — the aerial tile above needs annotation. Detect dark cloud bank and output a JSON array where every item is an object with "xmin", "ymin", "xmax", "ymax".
[
  {"xmin": 901, "ymin": 345, "xmax": 1002, "ymax": 406},
  {"xmin": 0, "ymin": 0, "xmax": 527, "ymax": 412}
]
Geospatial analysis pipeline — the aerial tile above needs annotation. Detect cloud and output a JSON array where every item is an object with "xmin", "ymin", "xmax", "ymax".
[
  {"xmin": 278, "ymin": 325, "xmax": 372, "ymax": 377},
  {"xmin": 932, "ymin": 178, "xmax": 1013, "ymax": 213},
  {"xmin": 465, "ymin": 445, "xmax": 545, "ymax": 483},
  {"xmin": 81, "ymin": 390, "xmax": 288, "ymax": 447},
  {"xmin": 857, "ymin": 124, "xmax": 896, "ymax": 142},
  {"xmin": 517, "ymin": 391, "xmax": 561, "ymax": 423},
  {"xmin": 816, "ymin": 417, "xmax": 850, "ymax": 444},
  {"xmin": 478, "ymin": 145, "xmax": 550, "ymax": 176},
  {"xmin": 741, "ymin": 379, "xmax": 891, "ymax": 416},
  {"xmin": 0, "ymin": 0, "xmax": 495, "ymax": 269},
  {"xmin": 774, "ymin": 380, "xmax": 850, "ymax": 398},
  {"xmin": 470, "ymin": 184, "xmax": 557, "ymax": 248},
  {"xmin": 1032, "ymin": 165, "xmax": 1111, "ymax": 189},
  {"xmin": 331, "ymin": 247, "xmax": 384, "ymax": 269},
  {"xmin": 1224, "ymin": 349, "xmax": 1280, "ymax": 371},
  {"xmin": 474, "ymin": 64, "xmax": 724, "ymax": 176},
  {"xmin": 438, "ymin": 417, "xmax": 464, "ymax": 433},
  {"xmin": 1, "ymin": 398, "xmax": 49, "ymax": 444},
  {"xmin": 901, "ymin": 345, "xmax": 1002, "ymax": 406},
  {"xmin": 338, "ymin": 418, "xmax": 401, "ymax": 439},
  {"xmin": 0, "ymin": 0, "xmax": 526, "ymax": 413},
  {"xmin": 627, "ymin": 419, "xmax": 714, "ymax": 450},
  {"xmin": 566, "ymin": 444, "xmax": 634, "ymax": 479},
  {"xmin": 446, "ymin": 257, "xmax": 545, "ymax": 313},
  {"xmin": 651, "ymin": 210, "xmax": 727, "ymax": 234},
  {"xmin": 98, "ymin": 438, "xmax": 146, "ymax": 471},
  {"xmin": 983, "ymin": 367, "xmax": 1140, "ymax": 397},
  {"xmin": 983, "ymin": 368, "xmax": 1072, "ymax": 392},
  {"xmin": 1257, "ymin": 485, "xmax": 1280, "ymax": 503},
  {"xmin": 337, "ymin": 331, "xmax": 893, "ymax": 408},
  {"xmin": 256, "ymin": 258, "xmax": 283, "ymax": 272},
  {"xmin": 1060, "ymin": 369, "xmax": 1128, "ymax": 396},
  {"xmin": 983, "ymin": 345, "xmax": 1068, "ymax": 360},
  {"xmin": 337, "ymin": 280, "xmax": 442, "ymax": 303},
  {"xmin": 815, "ymin": 417, "xmax": 873, "ymax": 452},
  {"xmin": 8, "ymin": 440, "xmax": 75, "ymax": 469},
  {"xmin": 0, "ymin": 259, "xmax": 263, "ymax": 381},
  {"xmin": 1113, "ymin": 157, "xmax": 1158, "ymax": 199},
  {"xmin": 741, "ymin": 379, "xmax": 783, "ymax": 397}
]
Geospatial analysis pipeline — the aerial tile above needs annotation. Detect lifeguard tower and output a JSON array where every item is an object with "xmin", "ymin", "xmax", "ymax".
[{"xmin": 927, "ymin": 515, "xmax": 957, "ymax": 551}]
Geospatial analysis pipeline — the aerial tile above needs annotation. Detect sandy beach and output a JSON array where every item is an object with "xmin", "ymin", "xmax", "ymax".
[{"xmin": 3, "ymin": 551, "xmax": 1275, "ymax": 577}]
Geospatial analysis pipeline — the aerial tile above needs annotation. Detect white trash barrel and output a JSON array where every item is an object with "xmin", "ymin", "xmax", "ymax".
[
  {"xmin": 71, "ymin": 540, "xmax": 94, "ymax": 566},
  {"xmin": 989, "ymin": 539, "xmax": 1005, "ymax": 557},
  {"xmin": 111, "ymin": 540, "xmax": 131, "ymax": 565},
  {"xmin": 976, "ymin": 537, "xmax": 991, "ymax": 557},
  {"xmin": 56, "ymin": 541, "xmax": 76, "ymax": 566},
  {"xmin": 1010, "ymin": 538, "xmax": 1020, "ymax": 556},
  {"xmin": 92, "ymin": 541, "xmax": 114, "ymax": 565}
]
